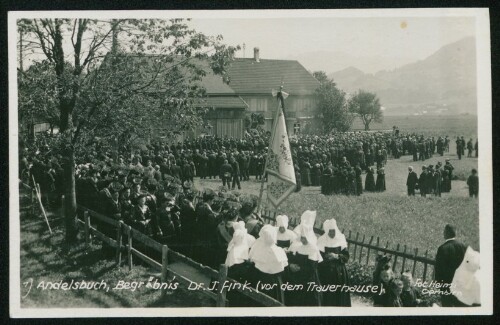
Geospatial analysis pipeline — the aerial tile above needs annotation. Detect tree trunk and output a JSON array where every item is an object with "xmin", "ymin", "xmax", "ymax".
[
  {"xmin": 364, "ymin": 122, "xmax": 370, "ymax": 131},
  {"xmin": 63, "ymin": 147, "xmax": 78, "ymax": 245}
]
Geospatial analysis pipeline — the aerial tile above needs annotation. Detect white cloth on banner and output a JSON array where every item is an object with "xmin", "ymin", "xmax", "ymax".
[{"xmin": 265, "ymin": 99, "xmax": 296, "ymax": 208}]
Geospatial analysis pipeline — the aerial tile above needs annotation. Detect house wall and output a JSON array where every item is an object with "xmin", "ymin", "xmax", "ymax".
[{"xmin": 242, "ymin": 94, "xmax": 320, "ymax": 133}]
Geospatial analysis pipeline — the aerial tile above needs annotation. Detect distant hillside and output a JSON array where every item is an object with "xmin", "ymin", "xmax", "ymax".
[
  {"xmin": 330, "ymin": 37, "xmax": 477, "ymax": 115},
  {"xmin": 289, "ymin": 51, "xmax": 415, "ymax": 75}
]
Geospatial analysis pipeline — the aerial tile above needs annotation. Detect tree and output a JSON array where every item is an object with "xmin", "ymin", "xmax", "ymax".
[
  {"xmin": 18, "ymin": 18, "xmax": 239, "ymax": 246},
  {"xmin": 313, "ymin": 71, "xmax": 353, "ymax": 133},
  {"xmin": 348, "ymin": 90, "xmax": 383, "ymax": 131},
  {"xmin": 18, "ymin": 61, "xmax": 62, "ymax": 138}
]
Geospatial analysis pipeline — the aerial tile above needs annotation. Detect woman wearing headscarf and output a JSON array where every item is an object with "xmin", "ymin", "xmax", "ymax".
[
  {"xmin": 275, "ymin": 215, "xmax": 298, "ymax": 251},
  {"xmin": 224, "ymin": 229, "xmax": 256, "ymax": 306},
  {"xmin": 233, "ymin": 220, "xmax": 256, "ymax": 247},
  {"xmin": 317, "ymin": 218, "xmax": 352, "ymax": 306},
  {"xmin": 293, "ymin": 210, "xmax": 317, "ymax": 239},
  {"xmin": 248, "ymin": 225, "xmax": 288, "ymax": 303},
  {"xmin": 286, "ymin": 216, "xmax": 323, "ymax": 306},
  {"xmin": 215, "ymin": 201, "xmax": 242, "ymax": 268}
]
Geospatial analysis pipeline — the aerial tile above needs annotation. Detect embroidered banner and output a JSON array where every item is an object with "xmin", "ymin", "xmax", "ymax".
[{"xmin": 265, "ymin": 92, "xmax": 296, "ymax": 208}]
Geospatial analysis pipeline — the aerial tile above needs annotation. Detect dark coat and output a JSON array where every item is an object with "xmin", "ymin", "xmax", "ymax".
[
  {"xmin": 406, "ymin": 171, "xmax": 418, "ymax": 189},
  {"xmin": 220, "ymin": 163, "xmax": 233, "ymax": 178},
  {"xmin": 434, "ymin": 239, "xmax": 467, "ymax": 289}
]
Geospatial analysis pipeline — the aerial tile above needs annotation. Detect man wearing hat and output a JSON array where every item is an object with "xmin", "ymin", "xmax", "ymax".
[{"xmin": 406, "ymin": 166, "xmax": 418, "ymax": 196}]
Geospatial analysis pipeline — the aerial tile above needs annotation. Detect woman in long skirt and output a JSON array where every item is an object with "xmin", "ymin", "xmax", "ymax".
[
  {"xmin": 365, "ymin": 167, "xmax": 376, "ymax": 191},
  {"xmin": 248, "ymin": 225, "xmax": 289, "ymax": 303},
  {"xmin": 376, "ymin": 167, "xmax": 386, "ymax": 192},
  {"xmin": 286, "ymin": 215, "xmax": 323, "ymax": 306},
  {"xmin": 225, "ymin": 229, "xmax": 257, "ymax": 307},
  {"xmin": 317, "ymin": 219, "xmax": 351, "ymax": 306}
]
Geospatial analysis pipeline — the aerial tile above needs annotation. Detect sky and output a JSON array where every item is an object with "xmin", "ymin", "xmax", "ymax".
[
  {"xmin": 16, "ymin": 13, "xmax": 476, "ymax": 74},
  {"xmin": 189, "ymin": 16, "xmax": 475, "ymax": 73}
]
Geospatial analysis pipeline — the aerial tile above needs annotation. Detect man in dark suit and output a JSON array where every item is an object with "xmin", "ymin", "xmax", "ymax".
[
  {"xmin": 406, "ymin": 166, "xmax": 418, "ymax": 196},
  {"xmin": 219, "ymin": 159, "xmax": 233, "ymax": 189},
  {"xmin": 434, "ymin": 224, "xmax": 467, "ymax": 307},
  {"xmin": 230, "ymin": 157, "xmax": 241, "ymax": 190},
  {"xmin": 419, "ymin": 166, "xmax": 428, "ymax": 197}
]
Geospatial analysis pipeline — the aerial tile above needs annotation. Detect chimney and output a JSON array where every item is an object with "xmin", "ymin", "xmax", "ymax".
[{"xmin": 254, "ymin": 47, "xmax": 260, "ymax": 62}]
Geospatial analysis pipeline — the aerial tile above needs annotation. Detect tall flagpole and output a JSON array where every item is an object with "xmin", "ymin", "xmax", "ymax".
[{"xmin": 256, "ymin": 87, "xmax": 286, "ymax": 213}]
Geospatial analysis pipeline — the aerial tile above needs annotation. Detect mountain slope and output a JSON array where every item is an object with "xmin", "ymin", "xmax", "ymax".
[{"xmin": 329, "ymin": 37, "xmax": 477, "ymax": 115}]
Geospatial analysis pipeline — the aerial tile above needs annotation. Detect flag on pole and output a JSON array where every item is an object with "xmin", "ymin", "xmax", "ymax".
[{"xmin": 265, "ymin": 88, "xmax": 296, "ymax": 209}]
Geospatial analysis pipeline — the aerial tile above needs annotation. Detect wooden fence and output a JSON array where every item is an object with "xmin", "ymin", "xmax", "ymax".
[
  {"xmin": 74, "ymin": 203, "xmax": 283, "ymax": 307},
  {"xmin": 260, "ymin": 210, "xmax": 436, "ymax": 281}
]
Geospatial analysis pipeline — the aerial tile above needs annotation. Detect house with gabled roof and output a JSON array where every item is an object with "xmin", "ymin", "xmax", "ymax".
[{"xmin": 224, "ymin": 47, "xmax": 321, "ymax": 134}]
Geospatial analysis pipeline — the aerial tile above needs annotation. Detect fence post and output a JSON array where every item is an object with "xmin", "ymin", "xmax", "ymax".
[
  {"xmin": 115, "ymin": 221, "xmax": 123, "ymax": 265},
  {"xmin": 412, "ymin": 248, "xmax": 419, "ymax": 278},
  {"xmin": 359, "ymin": 234, "xmax": 365, "ymax": 263},
  {"xmin": 366, "ymin": 236, "xmax": 374, "ymax": 265},
  {"xmin": 126, "ymin": 226, "xmax": 133, "ymax": 271},
  {"xmin": 353, "ymin": 232, "xmax": 359, "ymax": 260},
  {"xmin": 161, "ymin": 245, "xmax": 169, "ymax": 298},
  {"xmin": 401, "ymin": 245, "xmax": 407, "ymax": 273},
  {"xmin": 392, "ymin": 244, "xmax": 400, "ymax": 272},
  {"xmin": 217, "ymin": 264, "xmax": 228, "ymax": 307},
  {"xmin": 422, "ymin": 250, "xmax": 429, "ymax": 281},
  {"xmin": 84, "ymin": 211, "xmax": 90, "ymax": 249}
]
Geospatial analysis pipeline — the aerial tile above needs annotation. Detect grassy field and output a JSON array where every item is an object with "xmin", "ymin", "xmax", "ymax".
[
  {"xmin": 195, "ymin": 147, "xmax": 479, "ymax": 259},
  {"xmin": 351, "ymin": 114, "xmax": 478, "ymax": 140}
]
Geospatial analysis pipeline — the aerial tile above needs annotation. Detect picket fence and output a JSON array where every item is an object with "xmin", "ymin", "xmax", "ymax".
[{"xmin": 70, "ymin": 198, "xmax": 283, "ymax": 307}]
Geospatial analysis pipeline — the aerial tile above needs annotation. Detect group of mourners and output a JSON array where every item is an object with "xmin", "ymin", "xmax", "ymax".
[
  {"xmin": 405, "ymin": 159, "xmax": 479, "ymax": 198},
  {"xmin": 19, "ymin": 126, "xmax": 479, "ymax": 307}
]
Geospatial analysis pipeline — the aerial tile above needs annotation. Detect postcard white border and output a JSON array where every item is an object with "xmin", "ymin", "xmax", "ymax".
[{"xmin": 9, "ymin": 8, "xmax": 493, "ymax": 317}]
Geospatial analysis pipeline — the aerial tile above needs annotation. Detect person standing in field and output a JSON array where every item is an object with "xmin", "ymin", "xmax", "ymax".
[
  {"xmin": 474, "ymin": 139, "xmax": 478, "ymax": 158},
  {"xmin": 443, "ymin": 159, "xmax": 454, "ymax": 191},
  {"xmin": 365, "ymin": 166, "xmax": 376, "ymax": 192},
  {"xmin": 460, "ymin": 136, "xmax": 466, "ymax": 157},
  {"xmin": 467, "ymin": 169, "xmax": 479, "ymax": 198},
  {"xmin": 219, "ymin": 159, "xmax": 233, "ymax": 189},
  {"xmin": 467, "ymin": 138, "xmax": 474, "ymax": 158},
  {"xmin": 419, "ymin": 166, "xmax": 428, "ymax": 197},
  {"xmin": 434, "ymin": 224, "xmax": 467, "ymax": 307},
  {"xmin": 375, "ymin": 167, "xmax": 386, "ymax": 192},
  {"xmin": 433, "ymin": 163, "xmax": 443, "ymax": 197},
  {"xmin": 406, "ymin": 166, "xmax": 418, "ymax": 196},
  {"xmin": 456, "ymin": 137, "xmax": 463, "ymax": 160}
]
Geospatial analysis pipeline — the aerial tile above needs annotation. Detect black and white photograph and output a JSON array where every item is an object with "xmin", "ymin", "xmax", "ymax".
[{"xmin": 8, "ymin": 9, "xmax": 493, "ymax": 317}]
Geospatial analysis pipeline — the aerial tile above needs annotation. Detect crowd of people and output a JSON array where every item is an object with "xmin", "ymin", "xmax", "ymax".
[{"xmin": 19, "ymin": 126, "xmax": 479, "ymax": 306}]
